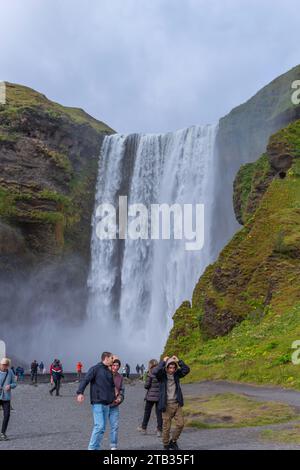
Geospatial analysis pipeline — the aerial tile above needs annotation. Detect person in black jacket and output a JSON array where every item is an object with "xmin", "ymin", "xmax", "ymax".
[
  {"xmin": 153, "ymin": 355, "xmax": 190, "ymax": 450},
  {"xmin": 30, "ymin": 360, "xmax": 38, "ymax": 385},
  {"xmin": 137, "ymin": 359, "xmax": 162, "ymax": 436},
  {"xmin": 77, "ymin": 352, "xmax": 115, "ymax": 450}
]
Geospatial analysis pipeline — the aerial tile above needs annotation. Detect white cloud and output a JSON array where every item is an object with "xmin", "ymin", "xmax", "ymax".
[{"xmin": 0, "ymin": 0, "xmax": 299, "ymax": 132}]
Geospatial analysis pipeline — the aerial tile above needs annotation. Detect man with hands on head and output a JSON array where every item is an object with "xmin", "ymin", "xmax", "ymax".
[{"xmin": 152, "ymin": 355, "xmax": 190, "ymax": 451}]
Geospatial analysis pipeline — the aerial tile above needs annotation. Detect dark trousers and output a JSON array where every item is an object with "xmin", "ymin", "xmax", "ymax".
[
  {"xmin": 50, "ymin": 379, "xmax": 61, "ymax": 396},
  {"xmin": 142, "ymin": 400, "xmax": 163, "ymax": 431},
  {"xmin": 0, "ymin": 400, "xmax": 11, "ymax": 434},
  {"xmin": 31, "ymin": 371, "xmax": 38, "ymax": 383}
]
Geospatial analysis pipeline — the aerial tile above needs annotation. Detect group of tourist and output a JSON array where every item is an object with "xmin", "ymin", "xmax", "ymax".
[
  {"xmin": 76, "ymin": 352, "xmax": 190, "ymax": 450},
  {"xmin": 0, "ymin": 352, "xmax": 190, "ymax": 450}
]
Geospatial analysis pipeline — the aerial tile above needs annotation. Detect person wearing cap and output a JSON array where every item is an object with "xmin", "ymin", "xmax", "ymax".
[
  {"xmin": 152, "ymin": 355, "xmax": 190, "ymax": 450},
  {"xmin": 0, "ymin": 358, "xmax": 17, "ymax": 441}
]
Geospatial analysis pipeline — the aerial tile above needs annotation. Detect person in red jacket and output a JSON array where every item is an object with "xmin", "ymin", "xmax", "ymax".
[
  {"xmin": 76, "ymin": 361, "xmax": 83, "ymax": 381},
  {"xmin": 49, "ymin": 359, "xmax": 64, "ymax": 397}
]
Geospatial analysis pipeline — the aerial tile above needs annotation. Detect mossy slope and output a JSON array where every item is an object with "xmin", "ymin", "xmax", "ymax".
[{"xmin": 165, "ymin": 119, "xmax": 300, "ymax": 388}]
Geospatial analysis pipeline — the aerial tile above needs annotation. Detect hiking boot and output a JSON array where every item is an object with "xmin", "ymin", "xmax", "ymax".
[
  {"xmin": 169, "ymin": 440, "xmax": 179, "ymax": 450},
  {"xmin": 0, "ymin": 433, "xmax": 8, "ymax": 441},
  {"xmin": 49, "ymin": 390, "xmax": 53, "ymax": 396},
  {"xmin": 163, "ymin": 444, "xmax": 170, "ymax": 450},
  {"xmin": 137, "ymin": 426, "xmax": 147, "ymax": 434}
]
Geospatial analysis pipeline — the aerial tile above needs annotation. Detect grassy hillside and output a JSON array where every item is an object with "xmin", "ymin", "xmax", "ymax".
[
  {"xmin": 4, "ymin": 82, "xmax": 114, "ymax": 134},
  {"xmin": 165, "ymin": 119, "xmax": 300, "ymax": 388}
]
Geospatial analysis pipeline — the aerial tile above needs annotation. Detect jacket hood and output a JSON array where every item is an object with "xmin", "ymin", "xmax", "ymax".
[{"xmin": 165, "ymin": 358, "xmax": 178, "ymax": 370}]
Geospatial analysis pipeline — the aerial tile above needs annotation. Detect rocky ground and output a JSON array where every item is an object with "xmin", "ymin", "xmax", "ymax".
[{"xmin": 1, "ymin": 379, "xmax": 300, "ymax": 450}]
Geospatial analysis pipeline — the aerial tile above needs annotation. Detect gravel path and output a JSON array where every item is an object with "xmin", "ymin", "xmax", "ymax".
[{"xmin": 1, "ymin": 380, "xmax": 300, "ymax": 450}]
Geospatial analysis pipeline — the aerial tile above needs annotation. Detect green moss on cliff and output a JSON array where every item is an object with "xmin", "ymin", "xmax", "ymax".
[
  {"xmin": 166, "ymin": 119, "xmax": 300, "ymax": 388},
  {"xmin": 269, "ymin": 120, "xmax": 300, "ymax": 158},
  {"xmin": 0, "ymin": 82, "xmax": 114, "ymax": 259},
  {"xmin": 233, "ymin": 154, "xmax": 273, "ymax": 224},
  {"xmin": 2, "ymin": 82, "xmax": 115, "ymax": 134}
]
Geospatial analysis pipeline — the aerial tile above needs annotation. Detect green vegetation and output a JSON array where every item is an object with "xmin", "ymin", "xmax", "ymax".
[
  {"xmin": 234, "ymin": 153, "xmax": 272, "ymax": 224},
  {"xmin": 165, "ymin": 119, "xmax": 300, "ymax": 388},
  {"xmin": 261, "ymin": 426, "xmax": 300, "ymax": 445},
  {"xmin": 269, "ymin": 120, "xmax": 300, "ymax": 158},
  {"xmin": 38, "ymin": 145, "xmax": 73, "ymax": 175},
  {"xmin": 0, "ymin": 82, "xmax": 113, "ymax": 255},
  {"xmin": 0, "ymin": 186, "xmax": 70, "ymax": 225},
  {"xmin": 2, "ymin": 82, "xmax": 115, "ymax": 134},
  {"xmin": 184, "ymin": 393, "xmax": 297, "ymax": 428},
  {"xmin": 170, "ymin": 303, "xmax": 300, "ymax": 387}
]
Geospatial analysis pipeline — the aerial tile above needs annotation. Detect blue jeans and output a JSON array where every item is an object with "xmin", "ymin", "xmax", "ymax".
[
  {"xmin": 109, "ymin": 406, "xmax": 120, "ymax": 448},
  {"xmin": 88, "ymin": 404, "xmax": 110, "ymax": 450}
]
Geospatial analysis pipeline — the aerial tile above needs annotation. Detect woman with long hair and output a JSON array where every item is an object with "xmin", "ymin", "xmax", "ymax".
[{"xmin": 137, "ymin": 359, "xmax": 162, "ymax": 437}]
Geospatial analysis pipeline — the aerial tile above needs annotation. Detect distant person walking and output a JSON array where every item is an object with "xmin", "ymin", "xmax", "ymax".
[
  {"xmin": 125, "ymin": 363, "xmax": 130, "ymax": 379},
  {"xmin": 76, "ymin": 361, "xmax": 83, "ymax": 381},
  {"xmin": 30, "ymin": 360, "xmax": 39, "ymax": 385},
  {"xmin": 136, "ymin": 364, "xmax": 140, "ymax": 375},
  {"xmin": 16, "ymin": 366, "xmax": 25, "ymax": 382},
  {"xmin": 109, "ymin": 358, "xmax": 125, "ymax": 450},
  {"xmin": 140, "ymin": 364, "xmax": 145, "ymax": 379},
  {"xmin": 153, "ymin": 355, "xmax": 190, "ymax": 450},
  {"xmin": 39, "ymin": 362, "xmax": 44, "ymax": 374},
  {"xmin": 49, "ymin": 359, "xmax": 64, "ymax": 397},
  {"xmin": 77, "ymin": 352, "xmax": 115, "ymax": 450},
  {"xmin": 0, "ymin": 358, "xmax": 17, "ymax": 441},
  {"xmin": 138, "ymin": 359, "xmax": 162, "ymax": 436}
]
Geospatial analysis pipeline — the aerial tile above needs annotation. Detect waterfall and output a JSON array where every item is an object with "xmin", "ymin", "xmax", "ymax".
[{"xmin": 87, "ymin": 124, "xmax": 217, "ymax": 361}]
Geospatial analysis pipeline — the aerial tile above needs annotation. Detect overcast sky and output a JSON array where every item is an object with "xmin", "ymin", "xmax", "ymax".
[{"xmin": 0, "ymin": 0, "xmax": 299, "ymax": 133}]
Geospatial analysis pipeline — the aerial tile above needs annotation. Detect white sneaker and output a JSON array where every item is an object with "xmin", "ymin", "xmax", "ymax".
[
  {"xmin": 137, "ymin": 426, "xmax": 147, "ymax": 434},
  {"xmin": 111, "ymin": 447, "xmax": 117, "ymax": 450}
]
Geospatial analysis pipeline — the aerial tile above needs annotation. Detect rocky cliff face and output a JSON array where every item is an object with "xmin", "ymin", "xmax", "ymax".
[
  {"xmin": 165, "ymin": 119, "xmax": 300, "ymax": 386},
  {"xmin": 165, "ymin": 69, "xmax": 300, "ymax": 387},
  {"xmin": 0, "ymin": 83, "xmax": 114, "ymax": 332},
  {"xmin": 211, "ymin": 64, "xmax": 300, "ymax": 258}
]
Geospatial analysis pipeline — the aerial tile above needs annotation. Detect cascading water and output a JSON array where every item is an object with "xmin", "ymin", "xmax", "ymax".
[{"xmin": 87, "ymin": 125, "xmax": 217, "ymax": 362}]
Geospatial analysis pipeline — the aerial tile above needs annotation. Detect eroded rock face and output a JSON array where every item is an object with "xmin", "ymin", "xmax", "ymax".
[
  {"xmin": 267, "ymin": 140, "xmax": 294, "ymax": 172},
  {"xmin": 0, "ymin": 83, "xmax": 115, "ymax": 334},
  {"xmin": 0, "ymin": 222, "xmax": 26, "ymax": 256},
  {"xmin": 201, "ymin": 297, "xmax": 238, "ymax": 338},
  {"xmin": 211, "ymin": 64, "xmax": 300, "ymax": 258},
  {"xmin": 166, "ymin": 119, "xmax": 300, "ymax": 348}
]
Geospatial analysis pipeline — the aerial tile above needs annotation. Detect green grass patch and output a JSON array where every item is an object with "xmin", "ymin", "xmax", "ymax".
[
  {"xmin": 184, "ymin": 393, "xmax": 297, "ymax": 429},
  {"xmin": 261, "ymin": 425, "xmax": 300, "ymax": 445},
  {"xmin": 178, "ymin": 303, "xmax": 300, "ymax": 388}
]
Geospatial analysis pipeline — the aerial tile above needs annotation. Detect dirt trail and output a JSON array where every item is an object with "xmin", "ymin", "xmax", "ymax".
[{"xmin": 1, "ymin": 380, "xmax": 300, "ymax": 450}]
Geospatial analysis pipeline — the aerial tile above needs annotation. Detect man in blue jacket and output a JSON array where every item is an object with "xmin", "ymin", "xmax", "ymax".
[
  {"xmin": 0, "ymin": 357, "xmax": 17, "ymax": 441},
  {"xmin": 153, "ymin": 355, "xmax": 190, "ymax": 450},
  {"xmin": 77, "ymin": 352, "xmax": 115, "ymax": 450}
]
